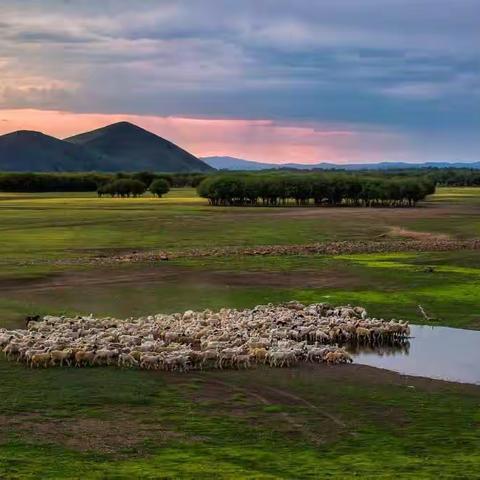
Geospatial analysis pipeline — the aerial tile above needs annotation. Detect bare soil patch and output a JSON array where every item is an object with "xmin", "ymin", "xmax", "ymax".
[
  {"xmin": 245, "ymin": 201, "xmax": 476, "ymax": 219},
  {"xmin": 0, "ymin": 264, "xmax": 360, "ymax": 293},
  {"xmin": 0, "ymin": 410, "xmax": 180, "ymax": 454},
  {"xmin": 387, "ymin": 226, "xmax": 451, "ymax": 241}
]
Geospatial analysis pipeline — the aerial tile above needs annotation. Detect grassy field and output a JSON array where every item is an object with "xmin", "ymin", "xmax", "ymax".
[
  {"xmin": 1, "ymin": 187, "xmax": 479, "ymax": 329},
  {"xmin": 1, "ymin": 186, "xmax": 479, "ymax": 478},
  {"xmin": 1, "ymin": 251, "xmax": 479, "ymax": 330},
  {"xmin": 0, "ymin": 187, "xmax": 479, "ymax": 260},
  {"xmin": 1, "ymin": 358, "xmax": 479, "ymax": 479}
]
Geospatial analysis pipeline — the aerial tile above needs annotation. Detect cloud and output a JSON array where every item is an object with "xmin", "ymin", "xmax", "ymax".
[{"xmin": 0, "ymin": 1, "xmax": 478, "ymax": 161}]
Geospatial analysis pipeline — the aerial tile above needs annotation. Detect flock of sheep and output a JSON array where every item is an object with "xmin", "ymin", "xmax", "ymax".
[{"xmin": 0, "ymin": 302, "xmax": 410, "ymax": 372}]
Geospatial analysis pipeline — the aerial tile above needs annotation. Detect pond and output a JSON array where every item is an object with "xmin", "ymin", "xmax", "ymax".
[{"xmin": 348, "ymin": 324, "xmax": 480, "ymax": 385}]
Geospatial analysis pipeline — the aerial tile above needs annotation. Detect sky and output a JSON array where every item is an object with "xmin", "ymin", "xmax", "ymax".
[{"xmin": 0, "ymin": 0, "xmax": 479, "ymax": 164}]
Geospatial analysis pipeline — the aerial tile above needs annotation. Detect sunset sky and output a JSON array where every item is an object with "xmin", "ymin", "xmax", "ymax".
[{"xmin": 0, "ymin": 0, "xmax": 478, "ymax": 164}]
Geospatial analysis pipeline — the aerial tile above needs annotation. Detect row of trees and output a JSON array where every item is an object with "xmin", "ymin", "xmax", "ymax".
[
  {"xmin": 197, "ymin": 174, "xmax": 436, "ymax": 207},
  {"xmin": 0, "ymin": 172, "xmax": 206, "ymax": 192},
  {"xmin": 427, "ymin": 169, "xmax": 480, "ymax": 187},
  {"xmin": 97, "ymin": 178, "xmax": 170, "ymax": 198},
  {"xmin": 1, "ymin": 169, "xmax": 477, "ymax": 194},
  {"xmin": 0, "ymin": 173, "xmax": 110, "ymax": 192},
  {"xmin": 351, "ymin": 168, "xmax": 480, "ymax": 187}
]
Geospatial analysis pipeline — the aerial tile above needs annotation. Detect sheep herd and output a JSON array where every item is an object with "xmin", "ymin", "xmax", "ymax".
[{"xmin": 0, "ymin": 302, "xmax": 410, "ymax": 372}]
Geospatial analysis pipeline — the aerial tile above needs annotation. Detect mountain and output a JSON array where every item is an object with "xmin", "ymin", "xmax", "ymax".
[
  {"xmin": 202, "ymin": 156, "xmax": 480, "ymax": 171},
  {"xmin": 66, "ymin": 121, "xmax": 213, "ymax": 172},
  {"xmin": 0, "ymin": 130, "xmax": 105, "ymax": 172}
]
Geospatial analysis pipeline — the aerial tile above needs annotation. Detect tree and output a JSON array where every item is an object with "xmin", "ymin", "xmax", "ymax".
[
  {"xmin": 150, "ymin": 179, "xmax": 170, "ymax": 197},
  {"xmin": 129, "ymin": 179, "xmax": 148, "ymax": 197}
]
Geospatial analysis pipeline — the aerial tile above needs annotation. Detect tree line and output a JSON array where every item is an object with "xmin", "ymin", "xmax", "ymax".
[
  {"xmin": 348, "ymin": 168, "xmax": 480, "ymax": 187},
  {"xmin": 0, "ymin": 172, "xmax": 206, "ymax": 192},
  {"xmin": 426, "ymin": 169, "xmax": 480, "ymax": 187},
  {"xmin": 197, "ymin": 173, "xmax": 436, "ymax": 207},
  {"xmin": 0, "ymin": 169, "xmax": 478, "ymax": 195}
]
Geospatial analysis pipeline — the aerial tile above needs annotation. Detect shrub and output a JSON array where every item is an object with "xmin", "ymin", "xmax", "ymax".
[{"xmin": 149, "ymin": 179, "xmax": 170, "ymax": 197}]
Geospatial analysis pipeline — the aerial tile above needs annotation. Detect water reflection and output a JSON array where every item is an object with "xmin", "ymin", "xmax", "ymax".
[
  {"xmin": 346, "ymin": 340, "xmax": 410, "ymax": 356},
  {"xmin": 348, "ymin": 325, "xmax": 480, "ymax": 385}
]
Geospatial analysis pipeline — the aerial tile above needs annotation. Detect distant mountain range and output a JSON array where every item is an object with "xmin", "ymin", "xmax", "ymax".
[
  {"xmin": 0, "ymin": 122, "xmax": 213, "ymax": 173},
  {"xmin": 202, "ymin": 156, "xmax": 480, "ymax": 171},
  {"xmin": 1, "ymin": 125, "xmax": 478, "ymax": 173}
]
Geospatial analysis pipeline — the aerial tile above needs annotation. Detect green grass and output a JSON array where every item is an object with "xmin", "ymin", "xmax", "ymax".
[
  {"xmin": 1, "ymin": 186, "xmax": 480, "ymax": 478},
  {"xmin": 0, "ymin": 360, "xmax": 479, "ymax": 479},
  {"xmin": 0, "ymin": 187, "xmax": 479, "ymax": 261},
  {"xmin": 1, "ymin": 250, "xmax": 479, "ymax": 329}
]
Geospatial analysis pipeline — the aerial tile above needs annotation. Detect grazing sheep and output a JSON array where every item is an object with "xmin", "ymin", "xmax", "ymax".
[
  {"xmin": 140, "ymin": 354, "xmax": 161, "ymax": 370},
  {"xmin": 92, "ymin": 349, "xmax": 114, "ymax": 365},
  {"xmin": 3, "ymin": 343, "xmax": 20, "ymax": 361},
  {"xmin": 234, "ymin": 354, "xmax": 251, "ymax": 369},
  {"xmin": 50, "ymin": 349, "xmax": 73, "ymax": 367},
  {"xmin": 1, "ymin": 302, "xmax": 409, "ymax": 372},
  {"xmin": 74, "ymin": 350, "xmax": 95, "ymax": 367},
  {"xmin": 249, "ymin": 347, "xmax": 267, "ymax": 363},
  {"xmin": 118, "ymin": 352, "xmax": 139, "ymax": 368},
  {"xmin": 30, "ymin": 352, "xmax": 51, "ymax": 368}
]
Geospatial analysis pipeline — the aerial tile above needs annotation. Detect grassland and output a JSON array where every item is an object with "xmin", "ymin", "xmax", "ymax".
[
  {"xmin": 1, "ymin": 187, "xmax": 479, "ymax": 329},
  {"xmin": 0, "ymin": 187, "xmax": 479, "ymax": 260},
  {"xmin": 0, "ymin": 187, "xmax": 479, "ymax": 478},
  {"xmin": 1, "ymin": 358, "xmax": 479, "ymax": 479}
]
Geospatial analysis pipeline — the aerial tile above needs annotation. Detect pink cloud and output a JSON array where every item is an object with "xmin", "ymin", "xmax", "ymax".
[{"xmin": 0, "ymin": 108, "xmax": 406, "ymax": 164}]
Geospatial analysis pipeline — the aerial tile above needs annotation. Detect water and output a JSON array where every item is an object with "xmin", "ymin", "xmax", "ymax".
[{"xmin": 348, "ymin": 325, "xmax": 480, "ymax": 385}]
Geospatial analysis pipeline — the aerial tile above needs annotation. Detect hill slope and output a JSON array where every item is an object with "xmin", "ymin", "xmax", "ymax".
[
  {"xmin": 66, "ymin": 122, "xmax": 213, "ymax": 172},
  {"xmin": 0, "ymin": 130, "xmax": 105, "ymax": 172}
]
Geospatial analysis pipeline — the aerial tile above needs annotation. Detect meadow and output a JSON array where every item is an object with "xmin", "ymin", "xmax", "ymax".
[{"xmin": 1, "ymin": 186, "xmax": 479, "ymax": 478}]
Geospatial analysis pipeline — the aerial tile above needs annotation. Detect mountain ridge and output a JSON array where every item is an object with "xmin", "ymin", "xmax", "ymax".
[{"xmin": 202, "ymin": 156, "xmax": 480, "ymax": 171}]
